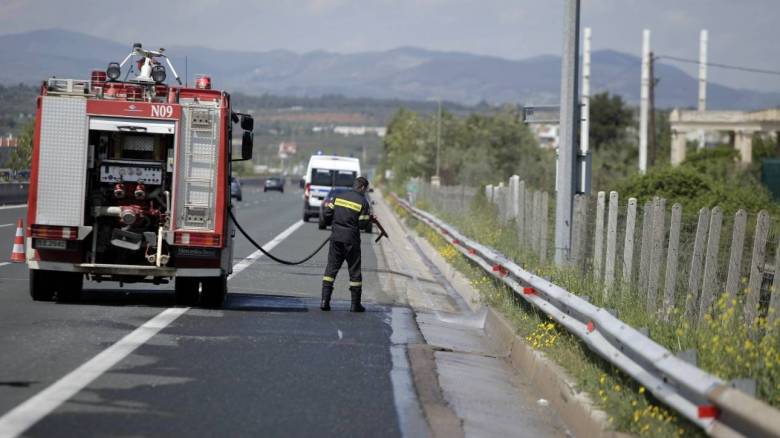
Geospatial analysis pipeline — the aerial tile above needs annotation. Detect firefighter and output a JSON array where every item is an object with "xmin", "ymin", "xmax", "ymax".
[{"xmin": 320, "ymin": 176, "xmax": 372, "ymax": 312}]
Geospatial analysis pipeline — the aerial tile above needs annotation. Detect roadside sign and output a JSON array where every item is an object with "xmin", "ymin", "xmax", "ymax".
[{"xmin": 523, "ymin": 106, "xmax": 560, "ymax": 124}]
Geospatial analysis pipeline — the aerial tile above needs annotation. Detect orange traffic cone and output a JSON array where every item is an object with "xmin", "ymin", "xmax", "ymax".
[{"xmin": 10, "ymin": 218, "xmax": 25, "ymax": 263}]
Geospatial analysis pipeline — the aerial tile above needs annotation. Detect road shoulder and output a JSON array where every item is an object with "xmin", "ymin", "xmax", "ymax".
[{"xmin": 372, "ymin": 190, "xmax": 569, "ymax": 438}]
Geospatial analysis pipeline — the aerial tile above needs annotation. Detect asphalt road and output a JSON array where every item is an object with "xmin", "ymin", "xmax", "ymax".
[{"xmin": 0, "ymin": 186, "xmax": 422, "ymax": 437}]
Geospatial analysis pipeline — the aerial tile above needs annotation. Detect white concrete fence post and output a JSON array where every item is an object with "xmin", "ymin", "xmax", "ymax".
[
  {"xmin": 593, "ymin": 191, "xmax": 606, "ymax": 281},
  {"xmin": 509, "ymin": 175, "xmax": 520, "ymax": 221},
  {"xmin": 603, "ymin": 191, "xmax": 619, "ymax": 295},
  {"xmin": 622, "ymin": 198, "xmax": 638, "ymax": 287}
]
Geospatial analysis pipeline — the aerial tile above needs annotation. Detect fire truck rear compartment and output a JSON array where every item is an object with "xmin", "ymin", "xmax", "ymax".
[{"xmin": 86, "ymin": 127, "xmax": 173, "ymax": 269}]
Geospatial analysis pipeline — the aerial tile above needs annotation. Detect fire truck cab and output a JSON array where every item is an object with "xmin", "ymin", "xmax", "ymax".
[{"xmin": 26, "ymin": 43, "xmax": 253, "ymax": 308}]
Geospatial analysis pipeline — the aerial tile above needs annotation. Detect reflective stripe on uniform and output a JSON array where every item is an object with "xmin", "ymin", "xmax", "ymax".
[
  {"xmin": 349, "ymin": 281, "xmax": 362, "ymax": 286},
  {"xmin": 334, "ymin": 197, "xmax": 362, "ymax": 212},
  {"xmin": 358, "ymin": 215, "xmax": 370, "ymax": 220},
  {"xmin": 323, "ymin": 276, "xmax": 335, "ymax": 282}
]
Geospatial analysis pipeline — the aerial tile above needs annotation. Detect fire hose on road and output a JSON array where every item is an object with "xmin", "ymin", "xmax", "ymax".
[{"xmin": 228, "ymin": 208, "xmax": 387, "ymax": 266}]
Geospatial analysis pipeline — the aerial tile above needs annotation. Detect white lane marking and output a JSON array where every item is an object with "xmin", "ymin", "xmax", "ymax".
[
  {"xmin": 229, "ymin": 220, "xmax": 303, "ymax": 279},
  {"xmin": 0, "ymin": 204, "xmax": 26, "ymax": 210},
  {"xmin": 0, "ymin": 219, "xmax": 305, "ymax": 437},
  {"xmin": 0, "ymin": 223, "xmax": 16, "ymax": 228},
  {"xmin": 0, "ymin": 262, "xmax": 11, "ymax": 268},
  {"xmin": 337, "ymin": 329, "xmax": 343, "ymax": 340},
  {"xmin": 0, "ymin": 308, "xmax": 187, "ymax": 438}
]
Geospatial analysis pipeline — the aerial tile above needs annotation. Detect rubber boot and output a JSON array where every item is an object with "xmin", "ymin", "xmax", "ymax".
[
  {"xmin": 321, "ymin": 284, "xmax": 333, "ymax": 311},
  {"xmin": 350, "ymin": 287, "xmax": 365, "ymax": 313}
]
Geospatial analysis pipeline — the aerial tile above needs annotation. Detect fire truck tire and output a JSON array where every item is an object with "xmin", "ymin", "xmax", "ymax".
[
  {"xmin": 56, "ymin": 273, "xmax": 83, "ymax": 303},
  {"xmin": 29, "ymin": 269, "xmax": 55, "ymax": 301},
  {"xmin": 200, "ymin": 275, "xmax": 227, "ymax": 308},
  {"xmin": 175, "ymin": 277, "xmax": 200, "ymax": 306}
]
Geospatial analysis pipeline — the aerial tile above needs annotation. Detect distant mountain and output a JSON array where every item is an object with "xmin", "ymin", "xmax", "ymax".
[{"xmin": 1, "ymin": 29, "xmax": 778, "ymax": 110}]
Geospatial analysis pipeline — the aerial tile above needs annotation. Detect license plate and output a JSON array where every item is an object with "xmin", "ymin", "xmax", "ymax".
[
  {"xmin": 177, "ymin": 247, "xmax": 217, "ymax": 258},
  {"xmin": 34, "ymin": 239, "xmax": 67, "ymax": 250}
]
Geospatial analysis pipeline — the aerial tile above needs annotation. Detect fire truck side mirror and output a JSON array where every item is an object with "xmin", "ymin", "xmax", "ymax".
[
  {"xmin": 241, "ymin": 131, "xmax": 254, "ymax": 161},
  {"xmin": 240, "ymin": 115, "xmax": 254, "ymax": 132}
]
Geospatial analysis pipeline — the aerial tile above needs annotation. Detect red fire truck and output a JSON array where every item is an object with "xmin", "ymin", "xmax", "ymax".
[{"xmin": 26, "ymin": 43, "xmax": 253, "ymax": 308}]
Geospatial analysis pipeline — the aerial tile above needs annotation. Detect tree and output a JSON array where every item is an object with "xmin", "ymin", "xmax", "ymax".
[
  {"xmin": 8, "ymin": 120, "xmax": 34, "ymax": 172},
  {"xmin": 380, "ymin": 106, "xmax": 552, "ymax": 189},
  {"xmin": 589, "ymin": 92, "xmax": 634, "ymax": 150}
]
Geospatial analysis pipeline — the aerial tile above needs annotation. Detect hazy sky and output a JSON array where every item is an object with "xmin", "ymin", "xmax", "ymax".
[{"xmin": 1, "ymin": 0, "xmax": 778, "ymax": 92}]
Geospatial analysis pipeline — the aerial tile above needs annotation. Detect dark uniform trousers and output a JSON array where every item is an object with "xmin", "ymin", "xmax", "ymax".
[{"xmin": 321, "ymin": 241, "xmax": 362, "ymax": 298}]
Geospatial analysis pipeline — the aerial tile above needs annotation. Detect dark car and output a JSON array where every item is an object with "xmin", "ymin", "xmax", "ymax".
[
  {"xmin": 264, "ymin": 177, "xmax": 285, "ymax": 193},
  {"xmin": 318, "ymin": 187, "xmax": 373, "ymax": 233},
  {"xmin": 230, "ymin": 177, "xmax": 242, "ymax": 202}
]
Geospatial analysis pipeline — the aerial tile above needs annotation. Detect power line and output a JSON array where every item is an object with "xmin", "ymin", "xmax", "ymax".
[{"xmin": 656, "ymin": 55, "xmax": 780, "ymax": 77}]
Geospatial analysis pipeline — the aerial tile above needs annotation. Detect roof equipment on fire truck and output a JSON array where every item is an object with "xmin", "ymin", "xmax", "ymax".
[
  {"xmin": 110, "ymin": 42, "xmax": 182, "ymax": 85},
  {"xmin": 195, "ymin": 75, "xmax": 212, "ymax": 90}
]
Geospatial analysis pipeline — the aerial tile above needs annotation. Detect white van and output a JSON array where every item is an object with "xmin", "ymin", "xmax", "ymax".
[{"xmin": 302, "ymin": 155, "xmax": 361, "ymax": 221}]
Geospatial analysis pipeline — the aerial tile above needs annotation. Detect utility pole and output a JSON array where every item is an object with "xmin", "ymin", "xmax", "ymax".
[
  {"xmin": 639, "ymin": 29, "xmax": 650, "ymax": 174},
  {"xmin": 698, "ymin": 30, "xmax": 708, "ymax": 111},
  {"xmin": 581, "ymin": 27, "xmax": 591, "ymax": 193},
  {"xmin": 554, "ymin": 0, "xmax": 581, "ymax": 266},
  {"xmin": 698, "ymin": 29, "xmax": 708, "ymax": 149},
  {"xmin": 432, "ymin": 99, "xmax": 442, "ymax": 186},
  {"xmin": 648, "ymin": 51, "xmax": 657, "ymax": 167}
]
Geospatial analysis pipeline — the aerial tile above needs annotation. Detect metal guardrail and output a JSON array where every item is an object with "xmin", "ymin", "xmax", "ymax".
[{"xmin": 392, "ymin": 193, "xmax": 780, "ymax": 437}]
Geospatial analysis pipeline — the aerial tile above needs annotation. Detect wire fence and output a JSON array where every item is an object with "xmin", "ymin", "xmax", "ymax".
[{"xmin": 411, "ymin": 175, "xmax": 780, "ymax": 405}]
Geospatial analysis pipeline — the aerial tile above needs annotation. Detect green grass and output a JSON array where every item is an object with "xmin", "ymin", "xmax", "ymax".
[{"xmin": 389, "ymin": 193, "xmax": 780, "ymax": 436}]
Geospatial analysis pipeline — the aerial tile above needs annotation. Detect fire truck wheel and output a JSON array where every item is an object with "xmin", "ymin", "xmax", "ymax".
[
  {"xmin": 175, "ymin": 277, "xmax": 200, "ymax": 306},
  {"xmin": 200, "ymin": 275, "xmax": 227, "ymax": 308},
  {"xmin": 29, "ymin": 269, "xmax": 56, "ymax": 301},
  {"xmin": 56, "ymin": 273, "xmax": 83, "ymax": 303}
]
